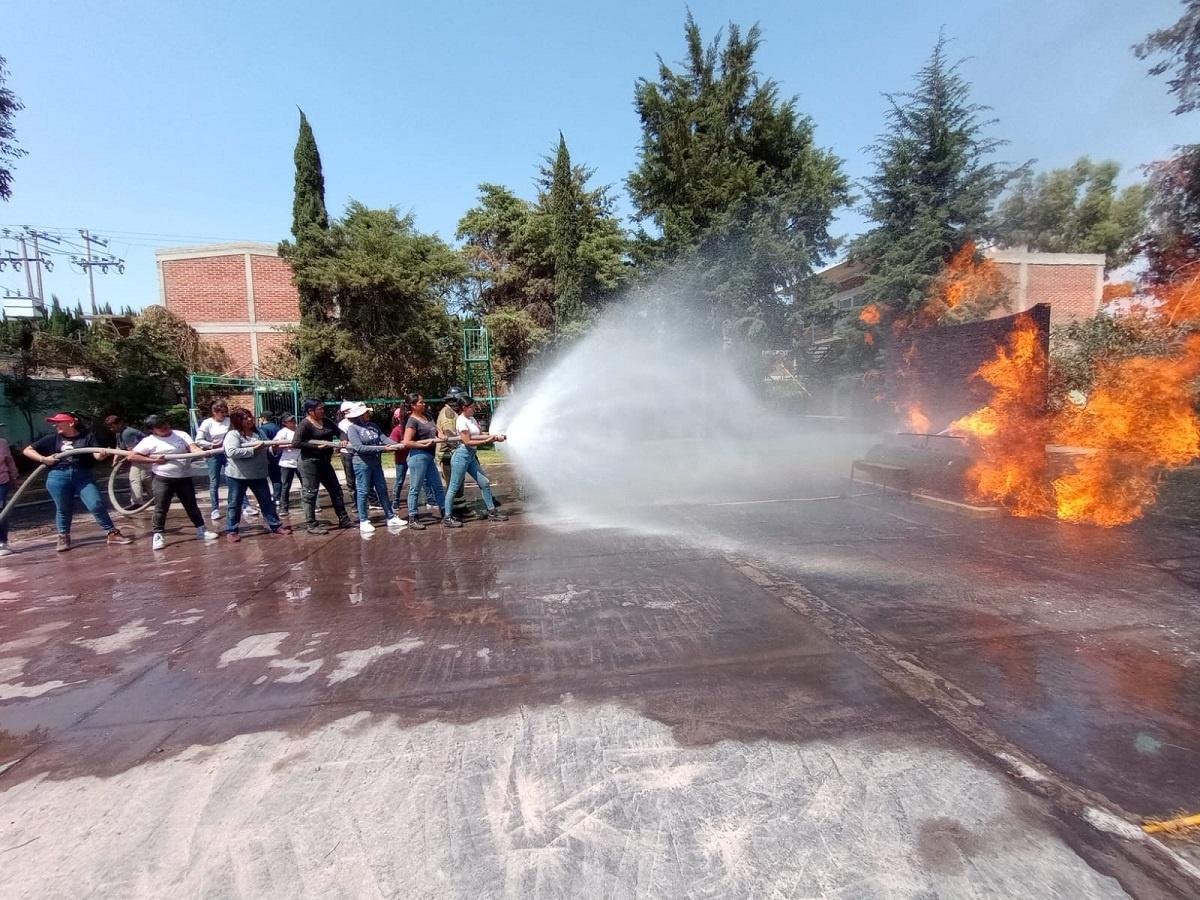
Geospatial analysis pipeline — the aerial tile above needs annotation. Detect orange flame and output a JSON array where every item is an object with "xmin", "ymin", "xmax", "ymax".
[
  {"xmin": 904, "ymin": 405, "xmax": 930, "ymax": 433},
  {"xmin": 859, "ymin": 303, "xmax": 882, "ymax": 326},
  {"xmin": 949, "ymin": 315, "xmax": 1054, "ymax": 517},
  {"xmin": 921, "ymin": 242, "xmax": 1007, "ymax": 324}
]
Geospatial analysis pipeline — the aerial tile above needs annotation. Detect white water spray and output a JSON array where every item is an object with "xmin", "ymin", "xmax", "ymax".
[{"xmin": 492, "ymin": 295, "xmax": 874, "ymax": 529}]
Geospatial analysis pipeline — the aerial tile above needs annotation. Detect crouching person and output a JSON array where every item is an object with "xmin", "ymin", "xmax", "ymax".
[
  {"xmin": 127, "ymin": 415, "xmax": 219, "ymax": 551},
  {"xmin": 223, "ymin": 407, "xmax": 291, "ymax": 543}
]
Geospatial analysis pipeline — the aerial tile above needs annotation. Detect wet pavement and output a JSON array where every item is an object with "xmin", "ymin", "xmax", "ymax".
[{"xmin": 1, "ymin": 462, "xmax": 1199, "ymax": 897}]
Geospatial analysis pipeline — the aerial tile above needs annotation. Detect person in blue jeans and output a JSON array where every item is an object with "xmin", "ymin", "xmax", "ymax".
[
  {"xmin": 195, "ymin": 400, "xmax": 253, "ymax": 522},
  {"xmin": 391, "ymin": 396, "xmax": 444, "ymax": 518},
  {"xmin": 343, "ymin": 402, "xmax": 406, "ymax": 534},
  {"xmin": 222, "ymin": 407, "xmax": 291, "ymax": 543},
  {"xmin": 442, "ymin": 397, "xmax": 508, "ymax": 528},
  {"xmin": 399, "ymin": 393, "xmax": 448, "ymax": 530},
  {"xmin": 23, "ymin": 412, "xmax": 133, "ymax": 552}
]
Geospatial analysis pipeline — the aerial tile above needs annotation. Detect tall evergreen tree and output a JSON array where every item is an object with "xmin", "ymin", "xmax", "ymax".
[
  {"xmin": 627, "ymin": 14, "xmax": 848, "ymax": 343},
  {"xmin": 854, "ymin": 35, "xmax": 1014, "ymax": 314},
  {"xmin": 279, "ymin": 109, "xmax": 345, "ymax": 395},
  {"xmin": 548, "ymin": 134, "xmax": 585, "ymax": 329}
]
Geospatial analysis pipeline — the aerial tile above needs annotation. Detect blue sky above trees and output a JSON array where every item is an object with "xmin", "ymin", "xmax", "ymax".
[{"xmin": 0, "ymin": 0, "xmax": 1192, "ymax": 310}]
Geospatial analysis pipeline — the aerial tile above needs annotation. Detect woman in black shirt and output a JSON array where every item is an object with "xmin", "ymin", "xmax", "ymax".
[
  {"xmin": 23, "ymin": 412, "xmax": 133, "ymax": 552},
  {"xmin": 291, "ymin": 399, "xmax": 353, "ymax": 535}
]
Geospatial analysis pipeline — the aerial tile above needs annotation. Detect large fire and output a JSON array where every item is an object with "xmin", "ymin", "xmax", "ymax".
[
  {"xmin": 947, "ymin": 282, "xmax": 1200, "ymax": 526},
  {"xmin": 922, "ymin": 242, "xmax": 1007, "ymax": 324}
]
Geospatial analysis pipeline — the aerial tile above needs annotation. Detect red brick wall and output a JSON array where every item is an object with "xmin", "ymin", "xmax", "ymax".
[
  {"xmin": 251, "ymin": 255, "xmax": 301, "ymax": 320},
  {"xmin": 161, "ymin": 256, "xmax": 249, "ymax": 322},
  {"xmin": 204, "ymin": 333, "xmax": 254, "ymax": 367},
  {"xmin": 1026, "ymin": 264, "xmax": 1099, "ymax": 324}
]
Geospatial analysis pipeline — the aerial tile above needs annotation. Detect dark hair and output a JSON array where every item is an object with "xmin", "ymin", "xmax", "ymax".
[
  {"xmin": 104, "ymin": 414, "xmax": 123, "ymax": 429},
  {"xmin": 229, "ymin": 407, "xmax": 256, "ymax": 435},
  {"xmin": 211, "ymin": 400, "xmax": 229, "ymax": 414},
  {"xmin": 302, "ymin": 398, "xmax": 322, "ymax": 414},
  {"xmin": 281, "ymin": 412, "xmax": 297, "ymax": 424}
]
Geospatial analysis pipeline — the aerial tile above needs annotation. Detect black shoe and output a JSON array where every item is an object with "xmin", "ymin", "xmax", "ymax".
[
  {"xmin": 487, "ymin": 509, "xmax": 508, "ymax": 522},
  {"xmin": 442, "ymin": 516, "xmax": 464, "ymax": 529},
  {"xmin": 306, "ymin": 523, "xmax": 329, "ymax": 535},
  {"xmin": 408, "ymin": 518, "xmax": 427, "ymax": 531},
  {"xmin": 337, "ymin": 517, "xmax": 354, "ymax": 529}
]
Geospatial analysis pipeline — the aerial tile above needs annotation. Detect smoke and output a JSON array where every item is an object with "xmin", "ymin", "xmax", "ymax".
[{"xmin": 491, "ymin": 288, "xmax": 873, "ymax": 529}]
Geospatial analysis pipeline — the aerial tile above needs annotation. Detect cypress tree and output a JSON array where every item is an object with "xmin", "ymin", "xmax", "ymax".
[
  {"xmin": 548, "ymin": 134, "xmax": 584, "ymax": 329},
  {"xmin": 279, "ymin": 109, "xmax": 344, "ymax": 395},
  {"xmin": 291, "ymin": 109, "xmax": 328, "ymax": 238}
]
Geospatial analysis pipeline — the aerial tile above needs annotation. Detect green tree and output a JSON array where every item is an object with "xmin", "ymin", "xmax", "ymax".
[
  {"xmin": 628, "ymin": 14, "xmax": 848, "ymax": 341},
  {"xmin": 0, "ymin": 320, "xmax": 47, "ymax": 437},
  {"xmin": 1051, "ymin": 312, "xmax": 1176, "ymax": 402},
  {"xmin": 278, "ymin": 109, "xmax": 345, "ymax": 396},
  {"xmin": 548, "ymin": 134, "xmax": 584, "ymax": 328},
  {"xmin": 457, "ymin": 138, "xmax": 628, "ymax": 352},
  {"xmin": 1140, "ymin": 146, "xmax": 1200, "ymax": 283},
  {"xmin": 1135, "ymin": 1, "xmax": 1200, "ymax": 115},
  {"xmin": 0, "ymin": 55, "xmax": 25, "ymax": 201},
  {"xmin": 993, "ymin": 158, "xmax": 1147, "ymax": 268},
  {"xmin": 289, "ymin": 202, "xmax": 465, "ymax": 397},
  {"xmin": 854, "ymin": 35, "xmax": 1014, "ymax": 314}
]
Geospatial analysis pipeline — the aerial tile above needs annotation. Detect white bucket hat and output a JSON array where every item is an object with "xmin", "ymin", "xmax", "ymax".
[{"xmin": 344, "ymin": 401, "xmax": 369, "ymax": 419}]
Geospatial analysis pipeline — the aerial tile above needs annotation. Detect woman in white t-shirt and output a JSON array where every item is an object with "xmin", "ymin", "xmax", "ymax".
[
  {"xmin": 129, "ymin": 415, "xmax": 220, "ymax": 552},
  {"xmin": 274, "ymin": 412, "xmax": 301, "ymax": 516},
  {"xmin": 442, "ymin": 397, "xmax": 508, "ymax": 528}
]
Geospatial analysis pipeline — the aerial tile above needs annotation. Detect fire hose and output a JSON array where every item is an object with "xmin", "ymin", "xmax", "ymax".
[{"xmin": 0, "ymin": 434, "xmax": 502, "ymax": 527}]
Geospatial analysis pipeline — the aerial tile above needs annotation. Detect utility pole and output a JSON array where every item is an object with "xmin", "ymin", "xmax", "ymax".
[
  {"xmin": 18, "ymin": 236, "xmax": 34, "ymax": 300},
  {"xmin": 71, "ymin": 230, "xmax": 125, "ymax": 312}
]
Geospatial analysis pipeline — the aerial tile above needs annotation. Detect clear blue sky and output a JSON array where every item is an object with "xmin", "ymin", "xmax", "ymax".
[{"xmin": 0, "ymin": 0, "xmax": 1192, "ymax": 311}]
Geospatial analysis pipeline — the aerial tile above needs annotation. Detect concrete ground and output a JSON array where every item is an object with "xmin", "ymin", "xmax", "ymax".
[{"xmin": 1, "ymin": 461, "xmax": 1199, "ymax": 898}]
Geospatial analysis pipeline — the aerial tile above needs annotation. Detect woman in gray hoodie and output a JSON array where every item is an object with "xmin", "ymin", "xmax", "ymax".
[{"xmin": 223, "ymin": 407, "xmax": 291, "ymax": 542}]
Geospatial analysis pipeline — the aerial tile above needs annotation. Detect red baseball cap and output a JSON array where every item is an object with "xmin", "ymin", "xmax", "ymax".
[{"xmin": 45, "ymin": 413, "xmax": 77, "ymax": 424}]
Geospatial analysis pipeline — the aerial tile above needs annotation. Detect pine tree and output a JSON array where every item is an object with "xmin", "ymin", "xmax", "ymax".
[
  {"xmin": 548, "ymin": 134, "xmax": 584, "ymax": 329},
  {"xmin": 854, "ymin": 35, "xmax": 1013, "ymax": 314}
]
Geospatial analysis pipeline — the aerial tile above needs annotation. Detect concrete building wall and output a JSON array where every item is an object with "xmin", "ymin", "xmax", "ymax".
[{"xmin": 156, "ymin": 242, "xmax": 300, "ymax": 377}]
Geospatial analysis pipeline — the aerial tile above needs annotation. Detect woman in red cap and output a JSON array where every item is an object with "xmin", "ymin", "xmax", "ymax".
[{"xmin": 23, "ymin": 412, "xmax": 133, "ymax": 552}]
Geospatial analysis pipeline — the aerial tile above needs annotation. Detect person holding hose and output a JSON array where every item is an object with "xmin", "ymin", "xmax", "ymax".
[
  {"xmin": 222, "ymin": 407, "xmax": 291, "ymax": 542},
  {"xmin": 195, "ymin": 400, "xmax": 254, "ymax": 522},
  {"xmin": 442, "ymin": 397, "xmax": 507, "ymax": 528},
  {"xmin": 23, "ymin": 412, "xmax": 133, "ymax": 552},
  {"xmin": 400, "ymin": 393, "xmax": 447, "ymax": 531},
  {"xmin": 127, "ymin": 415, "xmax": 220, "ymax": 551},
  {"xmin": 437, "ymin": 389, "xmax": 470, "ymax": 518},
  {"xmin": 292, "ymin": 399, "xmax": 353, "ymax": 536},
  {"xmin": 274, "ymin": 412, "xmax": 300, "ymax": 516},
  {"xmin": 343, "ymin": 402, "xmax": 406, "ymax": 533}
]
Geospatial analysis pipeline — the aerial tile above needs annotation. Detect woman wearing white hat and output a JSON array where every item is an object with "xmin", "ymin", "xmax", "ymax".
[{"xmin": 343, "ymin": 402, "xmax": 405, "ymax": 533}]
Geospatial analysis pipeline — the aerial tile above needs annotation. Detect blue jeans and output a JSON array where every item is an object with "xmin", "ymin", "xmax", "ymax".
[
  {"xmin": 207, "ymin": 453, "xmax": 248, "ymax": 512},
  {"xmin": 353, "ymin": 457, "xmax": 394, "ymax": 521},
  {"xmin": 0, "ymin": 481, "xmax": 9, "ymax": 543},
  {"xmin": 226, "ymin": 477, "xmax": 282, "ymax": 532},
  {"xmin": 45, "ymin": 467, "xmax": 116, "ymax": 536},
  {"xmin": 391, "ymin": 460, "xmax": 408, "ymax": 509},
  {"xmin": 444, "ymin": 447, "xmax": 495, "ymax": 518},
  {"xmin": 407, "ymin": 451, "xmax": 446, "ymax": 518}
]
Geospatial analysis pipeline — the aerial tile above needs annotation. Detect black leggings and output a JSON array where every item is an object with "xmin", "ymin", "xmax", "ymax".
[{"xmin": 151, "ymin": 476, "xmax": 205, "ymax": 533}]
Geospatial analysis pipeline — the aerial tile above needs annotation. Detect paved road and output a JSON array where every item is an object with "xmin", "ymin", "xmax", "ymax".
[{"xmin": 0, "ymin": 464, "xmax": 1198, "ymax": 897}]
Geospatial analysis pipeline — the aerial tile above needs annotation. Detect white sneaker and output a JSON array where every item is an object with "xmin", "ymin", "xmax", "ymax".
[
  {"xmin": 425, "ymin": 503, "xmax": 437, "ymax": 511},
  {"xmin": 151, "ymin": 533, "xmax": 166, "ymax": 551},
  {"xmin": 0, "ymin": 542, "xmax": 12, "ymax": 557},
  {"xmin": 359, "ymin": 520, "xmax": 376, "ymax": 534},
  {"xmin": 211, "ymin": 508, "xmax": 222, "ymax": 521},
  {"xmin": 386, "ymin": 516, "xmax": 407, "ymax": 529},
  {"xmin": 197, "ymin": 529, "xmax": 219, "ymax": 542}
]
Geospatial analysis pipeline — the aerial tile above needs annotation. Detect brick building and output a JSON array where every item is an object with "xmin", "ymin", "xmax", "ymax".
[
  {"xmin": 819, "ymin": 248, "xmax": 1105, "ymax": 326},
  {"xmin": 156, "ymin": 242, "xmax": 299, "ymax": 376}
]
